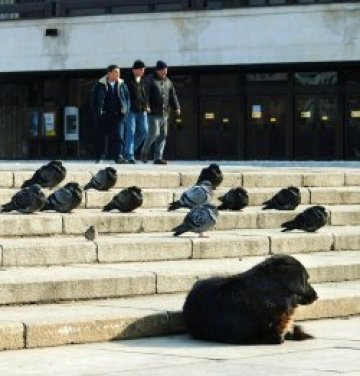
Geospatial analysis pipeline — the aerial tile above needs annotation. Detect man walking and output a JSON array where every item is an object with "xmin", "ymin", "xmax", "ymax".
[
  {"xmin": 92, "ymin": 64, "xmax": 130, "ymax": 163},
  {"xmin": 123, "ymin": 60, "xmax": 149, "ymax": 164},
  {"xmin": 141, "ymin": 60, "xmax": 180, "ymax": 165}
]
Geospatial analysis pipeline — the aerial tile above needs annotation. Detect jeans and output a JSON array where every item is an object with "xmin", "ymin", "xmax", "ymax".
[
  {"xmin": 141, "ymin": 114, "xmax": 168, "ymax": 160},
  {"xmin": 97, "ymin": 113, "xmax": 123, "ymax": 160},
  {"xmin": 124, "ymin": 111, "xmax": 148, "ymax": 160}
]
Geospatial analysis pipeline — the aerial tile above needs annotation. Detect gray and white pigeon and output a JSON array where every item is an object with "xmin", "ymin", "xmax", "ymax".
[
  {"xmin": 168, "ymin": 180, "xmax": 213, "ymax": 211},
  {"xmin": 21, "ymin": 160, "xmax": 66, "ymax": 189},
  {"xmin": 84, "ymin": 167, "xmax": 117, "ymax": 191},
  {"xmin": 41, "ymin": 182, "xmax": 83, "ymax": 213},
  {"xmin": 102, "ymin": 186, "xmax": 143, "ymax": 213},
  {"xmin": 172, "ymin": 204, "xmax": 219, "ymax": 237},
  {"xmin": 281, "ymin": 205, "xmax": 328, "ymax": 232},
  {"xmin": 263, "ymin": 186, "xmax": 301, "ymax": 211},
  {"xmin": 196, "ymin": 164, "xmax": 223, "ymax": 190},
  {"xmin": 0, "ymin": 184, "xmax": 46, "ymax": 213},
  {"xmin": 218, "ymin": 187, "xmax": 249, "ymax": 211}
]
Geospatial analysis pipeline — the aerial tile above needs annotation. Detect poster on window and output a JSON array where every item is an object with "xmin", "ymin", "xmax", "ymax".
[
  {"xmin": 252, "ymin": 105, "xmax": 262, "ymax": 119},
  {"xmin": 43, "ymin": 112, "xmax": 56, "ymax": 137}
]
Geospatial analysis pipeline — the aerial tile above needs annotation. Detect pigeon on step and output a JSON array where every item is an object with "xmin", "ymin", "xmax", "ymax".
[
  {"xmin": 21, "ymin": 160, "xmax": 66, "ymax": 189},
  {"xmin": 102, "ymin": 186, "xmax": 143, "ymax": 213},
  {"xmin": 196, "ymin": 164, "xmax": 223, "ymax": 190},
  {"xmin": 168, "ymin": 180, "xmax": 213, "ymax": 211},
  {"xmin": 42, "ymin": 182, "xmax": 83, "ymax": 213},
  {"xmin": 281, "ymin": 205, "xmax": 328, "ymax": 232},
  {"xmin": 84, "ymin": 167, "xmax": 117, "ymax": 191},
  {"xmin": 218, "ymin": 187, "xmax": 249, "ymax": 211},
  {"xmin": 84, "ymin": 225, "xmax": 98, "ymax": 241},
  {"xmin": 0, "ymin": 184, "xmax": 46, "ymax": 213},
  {"xmin": 263, "ymin": 186, "xmax": 301, "ymax": 211},
  {"xmin": 172, "ymin": 204, "xmax": 219, "ymax": 237}
]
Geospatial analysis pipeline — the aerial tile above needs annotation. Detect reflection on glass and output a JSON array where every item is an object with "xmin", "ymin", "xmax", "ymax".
[{"xmin": 295, "ymin": 72, "xmax": 337, "ymax": 86}]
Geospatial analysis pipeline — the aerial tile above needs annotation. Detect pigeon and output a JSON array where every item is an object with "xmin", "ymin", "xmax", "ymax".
[
  {"xmin": 84, "ymin": 225, "xmax": 98, "ymax": 241},
  {"xmin": 41, "ymin": 182, "xmax": 83, "ymax": 213},
  {"xmin": 172, "ymin": 204, "xmax": 219, "ymax": 237},
  {"xmin": 263, "ymin": 186, "xmax": 301, "ymax": 211},
  {"xmin": 21, "ymin": 160, "xmax": 66, "ymax": 189},
  {"xmin": 102, "ymin": 186, "xmax": 143, "ymax": 213},
  {"xmin": 168, "ymin": 180, "xmax": 213, "ymax": 211},
  {"xmin": 281, "ymin": 205, "xmax": 328, "ymax": 233},
  {"xmin": 196, "ymin": 164, "xmax": 223, "ymax": 190},
  {"xmin": 0, "ymin": 184, "xmax": 46, "ymax": 213},
  {"xmin": 84, "ymin": 167, "xmax": 117, "ymax": 191},
  {"xmin": 218, "ymin": 187, "xmax": 249, "ymax": 211}
]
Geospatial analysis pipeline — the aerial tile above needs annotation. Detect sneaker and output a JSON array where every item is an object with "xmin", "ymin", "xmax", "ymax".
[
  {"xmin": 154, "ymin": 159, "xmax": 168, "ymax": 165},
  {"xmin": 126, "ymin": 159, "xmax": 136, "ymax": 164},
  {"xmin": 96, "ymin": 159, "xmax": 103, "ymax": 164},
  {"xmin": 115, "ymin": 157, "xmax": 126, "ymax": 164}
]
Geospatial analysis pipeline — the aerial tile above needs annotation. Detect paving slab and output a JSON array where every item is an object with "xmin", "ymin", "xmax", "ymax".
[
  {"xmin": 242, "ymin": 172, "xmax": 303, "ymax": 188},
  {"xmin": 0, "ymin": 171, "xmax": 13, "ymax": 188},
  {"xmin": 303, "ymin": 172, "xmax": 345, "ymax": 187}
]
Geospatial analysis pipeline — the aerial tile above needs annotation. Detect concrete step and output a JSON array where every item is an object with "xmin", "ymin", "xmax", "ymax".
[
  {"xmin": 1, "ymin": 205, "xmax": 360, "ymax": 237},
  {"xmin": 0, "ymin": 279, "xmax": 359, "ymax": 350},
  {"xmin": 0, "ymin": 251, "xmax": 358, "ymax": 306},
  {"xmin": 1, "ymin": 226, "xmax": 360, "ymax": 267},
  {"xmin": 3, "ymin": 186, "xmax": 360, "ymax": 209},
  {"xmin": 1, "ymin": 168, "xmax": 360, "ymax": 189}
]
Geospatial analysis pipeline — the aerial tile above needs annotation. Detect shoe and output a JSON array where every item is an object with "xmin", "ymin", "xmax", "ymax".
[
  {"xmin": 126, "ymin": 159, "xmax": 136, "ymax": 164},
  {"xmin": 154, "ymin": 159, "xmax": 167, "ymax": 165},
  {"xmin": 96, "ymin": 159, "xmax": 103, "ymax": 164},
  {"xmin": 115, "ymin": 157, "xmax": 126, "ymax": 164},
  {"xmin": 140, "ymin": 153, "xmax": 148, "ymax": 164}
]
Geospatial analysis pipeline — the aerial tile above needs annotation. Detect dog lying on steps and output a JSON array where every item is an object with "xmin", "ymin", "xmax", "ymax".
[{"xmin": 183, "ymin": 255, "xmax": 318, "ymax": 344}]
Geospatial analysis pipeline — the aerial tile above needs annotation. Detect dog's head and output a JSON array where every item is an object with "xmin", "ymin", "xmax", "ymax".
[{"xmin": 265, "ymin": 255, "xmax": 318, "ymax": 306}]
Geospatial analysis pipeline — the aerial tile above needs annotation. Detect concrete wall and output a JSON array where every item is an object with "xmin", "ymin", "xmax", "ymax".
[{"xmin": 0, "ymin": 3, "xmax": 360, "ymax": 72}]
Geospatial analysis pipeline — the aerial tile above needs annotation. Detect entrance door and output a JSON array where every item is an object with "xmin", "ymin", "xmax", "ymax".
[
  {"xmin": 199, "ymin": 96, "xmax": 240, "ymax": 160},
  {"xmin": 294, "ymin": 95, "xmax": 337, "ymax": 159},
  {"xmin": 246, "ymin": 96, "xmax": 288, "ymax": 159},
  {"xmin": 345, "ymin": 95, "xmax": 360, "ymax": 159}
]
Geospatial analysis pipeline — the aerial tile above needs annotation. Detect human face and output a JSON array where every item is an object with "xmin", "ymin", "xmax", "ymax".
[
  {"xmin": 156, "ymin": 68, "xmax": 167, "ymax": 79},
  {"xmin": 133, "ymin": 67, "xmax": 145, "ymax": 77},
  {"xmin": 107, "ymin": 68, "xmax": 120, "ymax": 82}
]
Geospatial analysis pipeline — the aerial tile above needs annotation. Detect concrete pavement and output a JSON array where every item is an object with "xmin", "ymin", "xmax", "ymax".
[{"xmin": 0, "ymin": 316, "xmax": 358, "ymax": 376}]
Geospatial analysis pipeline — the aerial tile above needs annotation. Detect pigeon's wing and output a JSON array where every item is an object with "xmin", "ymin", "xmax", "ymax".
[
  {"xmin": 12, "ymin": 189, "xmax": 33, "ymax": 211},
  {"xmin": 184, "ymin": 206, "xmax": 217, "ymax": 233},
  {"xmin": 180, "ymin": 186, "xmax": 209, "ymax": 208},
  {"xmin": 91, "ymin": 170, "xmax": 107, "ymax": 190},
  {"xmin": 46, "ymin": 187, "xmax": 73, "ymax": 212}
]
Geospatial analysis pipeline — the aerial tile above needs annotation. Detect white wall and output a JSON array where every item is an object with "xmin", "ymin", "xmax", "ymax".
[{"xmin": 0, "ymin": 2, "xmax": 360, "ymax": 72}]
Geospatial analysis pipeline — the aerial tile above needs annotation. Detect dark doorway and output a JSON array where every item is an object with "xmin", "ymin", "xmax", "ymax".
[
  {"xmin": 245, "ymin": 95, "xmax": 288, "ymax": 159},
  {"xmin": 199, "ymin": 96, "xmax": 241, "ymax": 160},
  {"xmin": 294, "ymin": 95, "xmax": 337, "ymax": 159},
  {"xmin": 165, "ymin": 74, "xmax": 197, "ymax": 160},
  {"xmin": 345, "ymin": 95, "xmax": 360, "ymax": 160}
]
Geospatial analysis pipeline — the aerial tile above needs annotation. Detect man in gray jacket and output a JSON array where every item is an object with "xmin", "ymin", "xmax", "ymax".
[{"xmin": 141, "ymin": 60, "xmax": 180, "ymax": 164}]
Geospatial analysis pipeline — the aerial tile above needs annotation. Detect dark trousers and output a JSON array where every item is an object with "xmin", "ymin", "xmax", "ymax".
[{"xmin": 97, "ymin": 113, "xmax": 123, "ymax": 160}]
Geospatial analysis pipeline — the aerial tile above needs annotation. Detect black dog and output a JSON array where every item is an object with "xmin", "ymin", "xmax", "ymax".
[{"xmin": 183, "ymin": 255, "xmax": 318, "ymax": 344}]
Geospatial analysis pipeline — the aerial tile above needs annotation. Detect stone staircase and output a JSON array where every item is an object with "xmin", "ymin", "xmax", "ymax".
[{"xmin": 0, "ymin": 165, "xmax": 360, "ymax": 351}]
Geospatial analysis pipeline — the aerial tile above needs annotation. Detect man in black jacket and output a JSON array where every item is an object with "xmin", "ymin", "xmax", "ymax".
[
  {"xmin": 123, "ymin": 60, "xmax": 149, "ymax": 164},
  {"xmin": 92, "ymin": 65, "xmax": 130, "ymax": 163},
  {"xmin": 141, "ymin": 60, "xmax": 180, "ymax": 165}
]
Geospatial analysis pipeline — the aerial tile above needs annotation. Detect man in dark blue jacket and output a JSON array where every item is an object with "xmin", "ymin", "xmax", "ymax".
[
  {"xmin": 92, "ymin": 65, "xmax": 130, "ymax": 163},
  {"xmin": 141, "ymin": 60, "xmax": 180, "ymax": 165}
]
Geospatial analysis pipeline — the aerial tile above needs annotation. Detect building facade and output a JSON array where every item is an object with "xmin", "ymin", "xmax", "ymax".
[{"xmin": 0, "ymin": 1, "xmax": 360, "ymax": 160}]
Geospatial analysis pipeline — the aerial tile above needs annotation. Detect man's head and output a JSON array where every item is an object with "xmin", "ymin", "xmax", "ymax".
[
  {"xmin": 107, "ymin": 65, "xmax": 120, "ymax": 82},
  {"xmin": 155, "ymin": 60, "xmax": 168, "ymax": 79},
  {"xmin": 132, "ymin": 60, "xmax": 146, "ymax": 78}
]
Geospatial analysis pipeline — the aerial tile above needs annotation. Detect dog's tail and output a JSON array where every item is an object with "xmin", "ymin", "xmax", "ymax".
[{"xmin": 286, "ymin": 325, "xmax": 314, "ymax": 341}]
